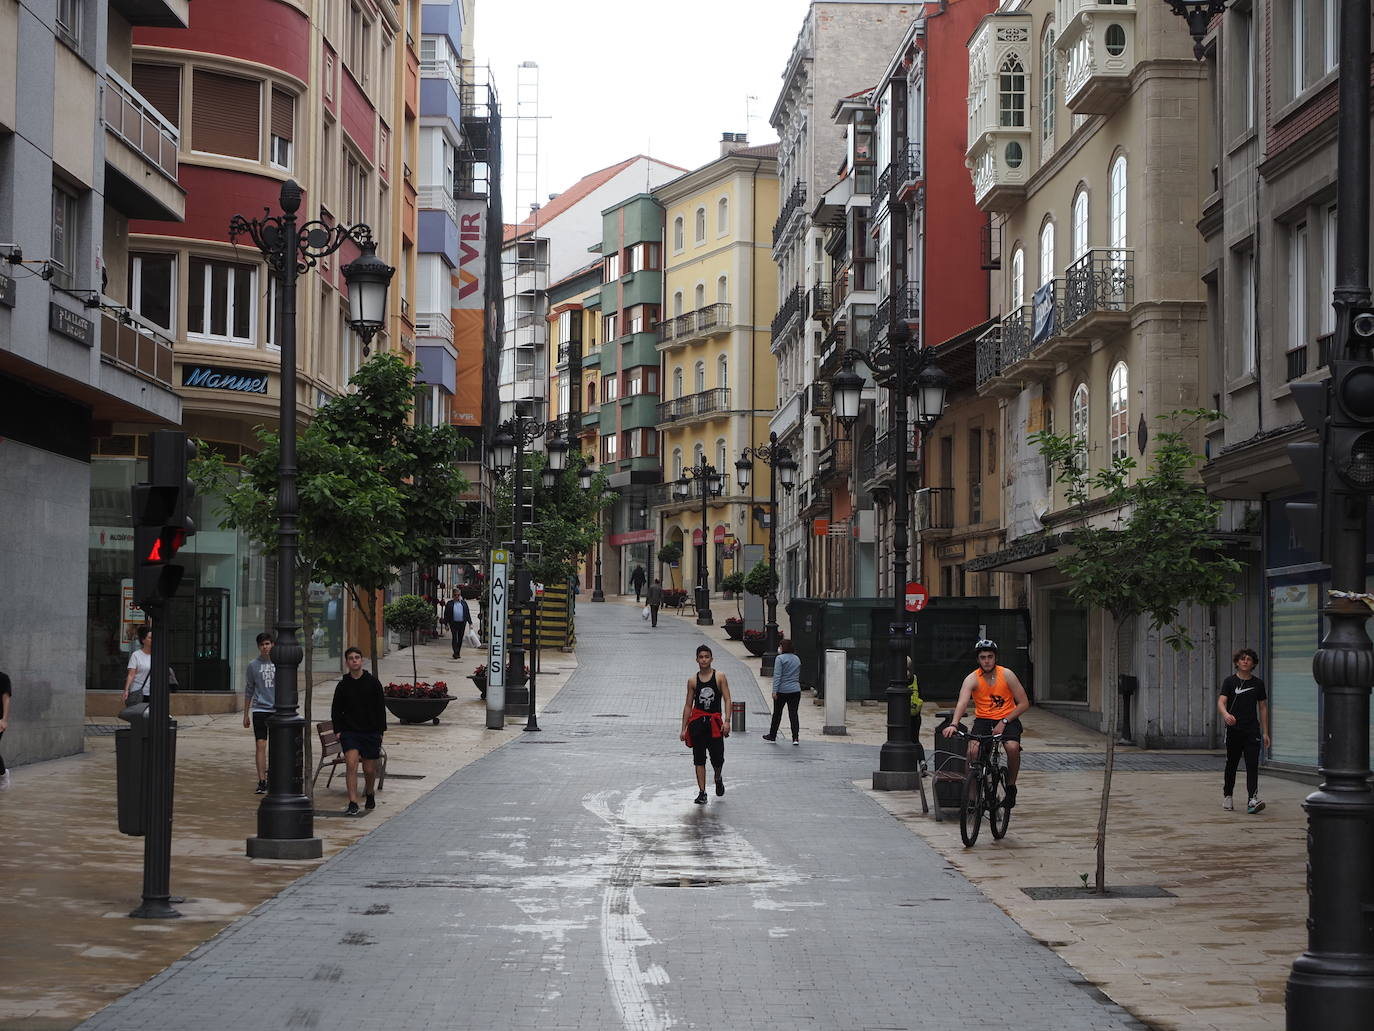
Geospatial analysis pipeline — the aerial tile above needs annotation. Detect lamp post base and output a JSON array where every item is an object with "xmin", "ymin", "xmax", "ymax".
[
  {"xmin": 246, "ymin": 836, "xmax": 323, "ymax": 860},
  {"xmin": 129, "ymin": 898, "xmax": 182, "ymax": 919}
]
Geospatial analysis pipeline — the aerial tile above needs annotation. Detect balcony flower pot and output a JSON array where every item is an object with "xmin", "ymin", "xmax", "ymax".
[{"xmin": 723, "ymin": 619, "xmax": 744, "ymax": 641}]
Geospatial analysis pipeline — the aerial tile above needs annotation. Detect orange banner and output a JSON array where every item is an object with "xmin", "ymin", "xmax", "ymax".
[{"xmin": 451, "ymin": 308, "xmax": 483, "ymax": 426}]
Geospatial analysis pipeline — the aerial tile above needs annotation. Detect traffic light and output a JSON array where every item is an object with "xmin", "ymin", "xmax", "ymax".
[
  {"xmin": 1285, "ymin": 380, "xmax": 1330, "ymax": 557},
  {"xmin": 1328, "ymin": 349, "xmax": 1374, "ymax": 492},
  {"xmin": 131, "ymin": 431, "xmax": 198, "ymax": 608}
]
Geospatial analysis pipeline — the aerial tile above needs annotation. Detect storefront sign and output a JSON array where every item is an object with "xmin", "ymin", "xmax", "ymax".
[
  {"xmin": 182, "ymin": 364, "xmax": 270, "ymax": 394},
  {"xmin": 936, "ymin": 542, "xmax": 966, "ymax": 560},
  {"xmin": 609, "ymin": 528, "xmax": 657, "ymax": 546},
  {"xmin": 121, "ymin": 580, "xmax": 144, "ymax": 653},
  {"xmin": 713, "ymin": 525, "xmax": 727, "ymax": 543},
  {"xmin": 50, "ymin": 302, "xmax": 94, "ymax": 346},
  {"xmin": 0, "ymin": 270, "xmax": 14, "ymax": 308}
]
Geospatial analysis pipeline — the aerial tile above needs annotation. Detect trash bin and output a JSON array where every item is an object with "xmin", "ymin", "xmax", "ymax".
[
  {"xmin": 730, "ymin": 701, "xmax": 747, "ymax": 734},
  {"xmin": 930, "ymin": 709, "xmax": 968, "ymax": 810},
  {"xmin": 115, "ymin": 701, "xmax": 177, "ymax": 837}
]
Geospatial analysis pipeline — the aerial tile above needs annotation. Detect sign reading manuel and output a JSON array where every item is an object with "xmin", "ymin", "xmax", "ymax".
[{"xmin": 181, "ymin": 364, "xmax": 270, "ymax": 394}]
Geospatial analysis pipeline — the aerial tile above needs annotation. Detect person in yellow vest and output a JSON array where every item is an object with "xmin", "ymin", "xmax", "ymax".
[
  {"xmin": 907, "ymin": 656, "xmax": 927, "ymax": 776},
  {"xmin": 942, "ymin": 639, "xmax": 1030, "ymax": 808}
]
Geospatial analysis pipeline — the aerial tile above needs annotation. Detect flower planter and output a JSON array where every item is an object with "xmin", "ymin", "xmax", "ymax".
[
  {"xmin": 742, "ymin": 636, "xmax": 767, "ymax": 657},
  {"xmin": 723, "ymin": 623, "xmax": 744, "ymax": 641},
  {"xmin": 384, "ymin": 696, "xmax": 453, "ymax": 725},
  {"xmin": 469, "ymin": 675, "xmax": 488, "ymax": 699}
]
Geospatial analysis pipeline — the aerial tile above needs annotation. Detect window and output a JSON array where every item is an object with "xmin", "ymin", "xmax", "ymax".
[
  {"xmin": 716, "ymin": 439, "xmax": 727, "ymax": 481},
  {"xmin": 673, "ymin": 367, "xmax": 683, "ymax": 398},
  {"xmin": 1324, "ymin": 0, "xmax": 1338, "ymax": 72},
  {"xmin": 627, "ymin": 304, "xmax": 659, "ymax": 334},
  {"xmin": 55, "ymin": 0, "xmax": 80, "ymax": 47},
  {"xmin": 604, "ymin": 250, "xmax": 621, "ymax": 280},
  {"xmin": 628, "ymin": 429, "xmax": 643, "ymax": 458},
  {"xmin": 266, "ymin": 275, "xmax": 283, "ymax": 348},
  {"xmin": 1071, "ymin": 383, "xmax": 1089, "ymax": 471},
  {"xmin": 1292, "ymin": 0, "xmax": 1306, "ymax": 97},
  {"xmin": 602, "ymin": 373, "xmax": 619, "ymax": 401},
  {"xmin": 587, "ymin": 380, "xmax": 597, "ymax": 408},
  {"xmin": 191, "ymin": 70, "xmax": 260, "ymax": 159},
  {"xmin": 627, "ymin": 242, "xmax": 659, "ymax": 272},
  {"xmin": 129, "ymin": 253, "xmax": 174, "ymax": 330},
  {"xmin": 1232, "ymin": 7, "xmax": 1254, "ymax": 131},
  {"xmin": 1041, "ymin": 25, "xmax": 1056, "ymax": 151},
  {"xmin": 999, "ymin": 55, "xmax": 1026, "ymax": 128},
  {"xmin": 968, "ymin": 427, "xmax": 983, "ymax": 523},
  {"xmin": 1109, "ymin": 362, "xmax": 1128, "ymax": 462},
  {"xmin": 603, "ymin": 313, "xmax": 618, "ymax": 340},
  {"xmin": 270, "ymin": 88, "xmax": 294, "ymax": 169},
  {"xmin": 1104, "ymin": 24, "xmax": 1126, "ymax": 56},
  {"xmin": 1109, "ymin": 156, "xmax": 1127, "ymax": 252},
  {"xmin": 347, "ymin": 3, "xmax": 371, "ymax": 83},
  {"xmin": 673, "ymin": 290, "xmax": 683, "ymax": 317},
  {"xmin": 50, "ymin": 184, "xmax": 79, "ymax": 289},
  {"xmin": 672, "ymin": 448, "xmax": 683, "ymax": 481},
  {"xmin": 1239, "ymin": 247, "xmax": 1256, "ymax": 374},
  {"xmin": 673, "ymin": 216, "xmax": 684, "ymax": 252},
  {"xmin": 1290, "ymin": 222, "xmax": 1309, "ymax": 353},
  {"xmin": 1010, "ymin": 247, "xmax": 1025, "ymax": 309},
  {"xmin": 344, "ymin": 151, "xmax": 368, "ymax": 224},
  {"xmin": 187, "ymin": 257, "xmax": 256, "ymax": 343},
  {"xmin": 131, "ymin": 64, "xmax": 181, "ymax": 128},
  {"xmin": 601, "ymin": 433, "xmax": 618, "ymax": 463},
  {"xmin": 716, "ymin": 275, "xmax": 728, "ymax": 304},
  {"xmin": 717, "ymin": 354, "xmax": 728, "ymax": 389},
  {"xmin": 717, "ymin": 197, "xmax": 729, "ymax": 235},
  {"xmin": 694, "ymin": 360, "xmax": 705, "ymax": 393},
  {"xmin": 1321, "ymin": 205, "xmax": 1338, "ymax": 336},
  {"xmin": 694, "ymin": 283, "xmax": 705, "ymax": 309},
  {"xmin": 1039, "ymin": 221, "xmax": 1055, "ymax": 287},
  {"xmin": 1072, "ymin": 189, "xmax": 1089, "ymax": 262},
  {"xmin": 694, "ymin": 207, "xmax": 706, "ymax": 243}
]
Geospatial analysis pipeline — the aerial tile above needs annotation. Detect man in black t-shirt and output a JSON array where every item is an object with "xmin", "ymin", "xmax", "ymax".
[
  {"xmin": 331, "ymin": 647, "xmax": 386, "ymax": 816},
  {"xmin": 1218, "ymin": 648, "xmax": 1270, "ymax": 814}
]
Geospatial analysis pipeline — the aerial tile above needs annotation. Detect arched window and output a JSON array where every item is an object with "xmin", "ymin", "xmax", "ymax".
[
  {"xmin": 1071, "ymin": 383, "xmax": 1090, "ymax": 471},
  {"xmin": 999, "ymin": 54, "xmax": 1026, "ymax": 127},
  {"xmin": 1010, "ymin": 247, "xmax": 1025, "ymax": 309},
  {"xmin": 716, "ymin": 275, "xmax": 728, "ymax": 304},
  {"xmin": 672, "ymin": 448, "xmax": 683, "ymax": 481},
  {"xmin": 717, "ymin": 354, "xmax": 728, "ymax": 389},
  {"xmin": 694, "ymin": 442, "xmax": 704, "ymax": 470},
  {"xmin": 673, "ymin": 216, "xmax": 684, "ymax": 251},
  {"xmin": 694, "ymin": 283, "xmax": 705, "ymax": 309},
  {"xmin": 1109, "ymin": 362, "xmax": 1129, "ymax": 462},
  {"xmin": 1041, "ymin": 24, "xmax": 1056, "ymax": 151},
  {"xmin": 717, "ymin": 197, "xmax": 729, "ymax": 235},
  {"xmin": 673, "ymin": 290, "xmax": 684, "ymax": 317},
  {"xmin": 587, "ymin": 380, "xmax": 597, "ymax": 408},
  {"xmin": 1039, "ymin": 221, "xmax": 1055, "ymax": 287},
  {"xmin": 716, "ymin": 439, "xmax": 727, "ymax": 483},
  {"xmin": 694, "ymin": 207, "xmax": 706, "ymax": 243},
  {"xmin": 1072, "ymin": 188, "xmax": 1089, "ymax": 262},
  {"xmin": 673, "ymin": 367, "xmax": 683, "ymax": 398},
  {"xmin": 1109, "ymin": 155, "xmax": 1127, "ymax": 252},
  {"xmin": 694, "ymin": 360, "xmax": 706, "ymax": 393}
]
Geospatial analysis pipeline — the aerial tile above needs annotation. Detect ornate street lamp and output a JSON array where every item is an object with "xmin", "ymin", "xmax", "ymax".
[
  {"xmin": 678, "ymin": 460, "xmax": 722, "ymax": 625},
  {"xmin": 1162, "ymin": 0, "xmax": 1228, "ymax": 59},
  {"xmin": 229, "ymin": 179, "xmax": 392, "ymax": 861},
  {"xmin": 737, "ymin": 432, "xmax": 795, "ymax": 676}
]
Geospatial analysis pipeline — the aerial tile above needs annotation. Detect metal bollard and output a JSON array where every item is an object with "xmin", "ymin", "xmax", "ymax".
[{"xmin": 730, "ymin": 700, "xmax": 746, "ymax": 734}]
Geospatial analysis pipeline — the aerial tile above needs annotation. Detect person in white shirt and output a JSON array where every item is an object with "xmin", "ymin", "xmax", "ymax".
[{"xmin": 122, "ymin": 626, "xmax": 154, "ymax": 705}]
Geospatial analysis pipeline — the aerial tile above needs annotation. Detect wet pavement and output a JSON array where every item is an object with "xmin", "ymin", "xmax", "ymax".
[{"xmin": 69, "ymin": 604, "xmax": 1143, "ymax": 1031}]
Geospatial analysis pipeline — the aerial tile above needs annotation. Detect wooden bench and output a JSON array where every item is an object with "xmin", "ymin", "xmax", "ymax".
[{"xmin": 314, "ymin": 720, "xmax": 387, "ymax": 791}]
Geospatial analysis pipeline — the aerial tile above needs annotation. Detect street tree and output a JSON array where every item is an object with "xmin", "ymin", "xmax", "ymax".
[
  {"xmin": 490, "ymin": 454, "xmax": 614, "ymax": 586},
  {"xmin": 657, "ymin": 543, "xmax": 683, "ymax": 588},
  {"xmin": 1032, "ymin": 408, "xmax": 1240, "ymax": 892},
  {"xmin": 383, "ymin": 594, "xmax": 435, "ymax": 689}
]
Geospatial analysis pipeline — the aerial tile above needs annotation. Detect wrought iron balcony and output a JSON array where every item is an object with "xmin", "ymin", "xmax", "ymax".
[
  {"xmin": 817, "ymin": 438, "xmax": 851, "ymax": 484},
  {"xmin": 655, "ymin": 387, "xmax": 732, "ymax": 425},
  {"xmin": 894, "ymin": 142, "xmax": 923, "ymax": 193},
  {"xmin": 556, "ymin": 339, "xmax": 582, "ymax": 366},
  {"xmin": 975, "ymin": 321, "xmax": 1008, "ymax": 394},
  {"xmin": 913, "ymin": 487, "xmax": 955, "ymax": 533},
  {"xmin": 875, "ymin": 284, "xmax": 920, "ymax": 337},
  {"xmin": 1062, "ymin": 249, "xmax": 1134, "ymax": 333},
  {"xmin": 999, "ymin": 306, "xmax": 1041, "ymax": 373},
  {"xmin": 656, "ymin": 302, "xmax": 732, "ymax": 347},
  {"xmin": 808, "ymin": 380, "xmax": 832, "ymax": 415},
  {"xmin": 809, "ymin": 282, "xmax": 833, "ymax": 318},
  {"xmin": 876, "ymin": 162, "xmax": 892, "ymax": 201},
  {"xmin": 771, "ymin": 285, "xmax": 804, "ymax": 338},
  {"xmin": 772, "ymin": 180, "xmax": 808, "ymax": 247}
]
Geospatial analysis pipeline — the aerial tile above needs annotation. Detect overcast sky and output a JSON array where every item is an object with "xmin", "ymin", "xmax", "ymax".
[{"xmin": 475, "ymin": 0, "xmax": 813, "ymax": 224}]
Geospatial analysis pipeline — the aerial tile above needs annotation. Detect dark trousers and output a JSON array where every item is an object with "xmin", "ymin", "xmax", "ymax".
[
  {"xmin": 1224, "ymin": 731, "xmax": 1261, "ymax": 799},
  {"xmin": 650, "ymin": 605, "xmax": 659, "ymax": 627},
  {"xmin": 0, "ymin": 729, "xmax": 5, "ymax": 774},
  {"xmin": 768, "ymin": 692, "xmax": 801, "ymax": 740},
  {"xmin": 910, "ymin": 711, "xmax": 926, "ymax": 762},
  {"xmin": 635, "ymin": 585, "xmax": 643, "ymax": 602},
  {"xmin": 448, "ymin": 622, "xmax": 467, "ymax": 657}
]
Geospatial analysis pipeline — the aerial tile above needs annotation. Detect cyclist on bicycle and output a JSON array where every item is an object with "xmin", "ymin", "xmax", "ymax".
[{"xmin": 942, "ymin": 639, "xmax": 1030, "ymax": 807}]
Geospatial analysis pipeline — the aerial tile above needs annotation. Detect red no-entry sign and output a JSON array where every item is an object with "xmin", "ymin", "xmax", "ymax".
[{"xmin": 904, "ymin": 582, "xmax": 928, "ymax": 612}]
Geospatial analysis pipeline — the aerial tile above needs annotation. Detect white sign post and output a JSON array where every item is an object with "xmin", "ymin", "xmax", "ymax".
[
  {"xmin": 486, "ymin": 549, "xmax": 509, "ymax": 730},
  {"xmin": 823, "ymin": 649, "xmax": 848, "ymax": 736}
]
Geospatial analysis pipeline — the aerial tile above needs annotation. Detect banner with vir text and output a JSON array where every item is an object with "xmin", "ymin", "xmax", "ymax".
[{"xmin": 451, "ymin": 197, "xmax": 486, "ymax": 427}]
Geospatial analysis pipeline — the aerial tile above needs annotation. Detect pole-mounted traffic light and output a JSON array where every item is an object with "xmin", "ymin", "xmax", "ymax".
[
  {"xmin": 1327, "ymin": 306, "xmax": 1374, "ymax": 491},
  {"xmin": 1286, "ymin": 381, "xmax": 1330, "ymax": 558},
  {"xmin": 131, "ymin": 431, "xmax": 198, "ymax": 609}
]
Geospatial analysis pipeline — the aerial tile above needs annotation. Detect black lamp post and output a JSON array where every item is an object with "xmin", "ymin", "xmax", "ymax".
[
  {"xmin": 674, "ymin": 461, "xmax": 723, "ymax": 625},
  {"xmin": 490, "ymin": 404, "xmax": 569, "ymax": 732},
  {"xmin": 230, "ymin": 180, "xmax": 392, "ymax": 859},
  {"xmin": 736, "ymin": 434, "xmax": 797, "ymax": 676},
  {"xmin": 830, "ymin": 320, "xmax": 948, "ymax": 790}
]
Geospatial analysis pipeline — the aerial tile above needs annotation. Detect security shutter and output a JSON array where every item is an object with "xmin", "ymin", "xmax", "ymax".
[
  {"xmin": 132, "ymin": 63, "xmax": 181, "ymax": 128},
  {"xmin": 271, "ymin": 87, "xmax": 294, "ymax": 142},
  {"xmin": 191, "ymin": 70, "xmax": 260, "ymax": 159}
]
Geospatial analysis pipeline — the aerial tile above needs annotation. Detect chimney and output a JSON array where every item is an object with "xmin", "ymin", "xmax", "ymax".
[{"xmin": 719, "ymin": 132, "xmax": 749, "ymax": 157}]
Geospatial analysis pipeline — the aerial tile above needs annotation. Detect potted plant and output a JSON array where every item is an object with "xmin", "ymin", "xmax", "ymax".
[
  {"xmin": 470, "ymin": 664, "xmax": 488, "ymax": 698},
  {"xmin": 383, "ymin": 680, "xmax": 452, "ymax": 724},
  {"xmin": 723, "ymin": 617, "xmax": 744, "ymax": 641},
  {"xmin": 742, "ymin": 628, "xmax": 768, "ymax": 656},
  {"xmin": 720, "ymin": 571, "xmax": 744, "ymax": 602},
  {"xmin": 383, "ymin": 594, "xmax": 434, "ymax": 687},
  {"xmin": 657, "ymin": 543, "xmax": 683, "ymax": 588}
]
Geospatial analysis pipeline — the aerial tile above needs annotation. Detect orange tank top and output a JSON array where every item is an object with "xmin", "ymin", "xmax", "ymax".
[{"xmin": 972, "ymin": 665, "xmax": 1017, "ymax": 720}]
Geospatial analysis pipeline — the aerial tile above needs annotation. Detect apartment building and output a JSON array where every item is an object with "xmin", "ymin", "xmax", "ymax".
[
  {"xmin": 652, "ymin": 136, "xmax": 780, "ymax": 599},
  {"xmin": 769, "ymin": 1, "xmax": 919, "ymax": 605},
  {"xmin": 0, "ymin": 0, "xmax": 188, "ymax": 763},
  {"xmin": 964, "ymin": 1, "xmax": 1223, "ymax": 743},
  {"xmin": 1198, "ymin": 1, "xmax": 1351, "ymax": 770}
]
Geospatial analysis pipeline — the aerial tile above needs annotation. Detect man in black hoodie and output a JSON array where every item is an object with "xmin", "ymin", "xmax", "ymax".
[{"xmin": 331, "ymin": 646, "xmax": 386, "ymax": 815}]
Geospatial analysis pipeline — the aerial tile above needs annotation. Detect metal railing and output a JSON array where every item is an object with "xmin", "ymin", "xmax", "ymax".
[
  {"xmin": 1286, "ymin": 346, "xmax": 1308, "ymax": 382},
  {"xmin": 419, "ymin": 55, "xmax": 463, "ymax": 98},
  {"xmin": 809, "ymin": 282, "xmax": 833, "ymax": 316},
  {"xmin": 557, "ymin": 340, "xmax": 582, "ymax": 365},
  {"xmin": 414, "ymin": 311, "xmax": 454, "ymax": 341},
  {"xmin": 417, "ymin": 186, "xmax": 460, "ymax": 226},
  {"xmin": 875, "ymin": 284, "xmax": 919, "ymax": 334},
  {"xmin": 1063, "ymin": 249, "xmax": 1134, "ymax": 327},
  {"xmin": 999, "ymin": 306, "xmax": 1036, "ymax": 369},
  {"xmin": 771, "ymin": 285, "xmax": 804, "ymax": 338},
  {"xmin": 895, "ymin": 142, "xmax": 922, "ymax": 190},
  {"xmin": 655, "ymin": 387, "xmax": 731, "ymax": 424},
  {"xmin": 914, "ymin": 487, "xmax": 955, "ymax": 531},
  {"xmin": 975, "ymin": 322, "xmax": 1004, "ymax": 387},
  {"xmin": 817, "ymin": 438, "xmax": 851, "ymax": 481},
  {"xmin": 656, "ymin": 302, "xmax": 731, "ymax": 344},
  {"xmin": 103, "ymin": 68, "xmax": 179, "ymax": 182},
  {"xmin": 808, "ymin": 380, "xmax": 832, "ymax": 415},
  {"xmin": 876, "ymin": 163, "xmax": 892, "ymax": 201},
  {"xmin": 772, "ymin": 181, "xmax": 807, "ymax": 246}
]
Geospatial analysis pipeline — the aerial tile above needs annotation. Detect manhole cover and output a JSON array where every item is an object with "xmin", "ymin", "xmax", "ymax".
[
  {"xmin": 1021, "ymin": 885, "xmax": 1175, "ymax": 901},
  {"xmin": 651, "ymin": 878, "xmax": 728, "ymax": 888}
]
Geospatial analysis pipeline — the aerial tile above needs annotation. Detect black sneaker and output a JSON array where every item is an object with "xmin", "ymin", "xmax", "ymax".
[
  {"xmin": 345, "ymin": 801, "xmax": 360, "ymax": 816},
  {"xmin": 694, "ymin": 791, "xmax": 708, "ymax": 805},
  {"xmin": 365, "ymin": 793, "xmax": 376, "ymax": 810},
  {"xmin": 1004, "ymin": 784, "xmax": 1018, "ymax": 809},
  {"xmin": 762, "ymin": 735, "xmax": 777, "ymax": 742},
  {"xmin": 255, "ymin": 780, "xmax": 267, "ymax": 794},
  {"xmin": 715, "ymin": 775, "xmax": 725, "ymax": 797}
]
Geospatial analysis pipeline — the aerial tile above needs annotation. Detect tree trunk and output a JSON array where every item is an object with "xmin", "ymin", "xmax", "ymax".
[
  {"xmin": 1095, "ymin": 651, "xmax": 1119, "ymax": 894},
  {"xmin": 299, "ymin": 572, "xmax": 315, "ymax": 801}
]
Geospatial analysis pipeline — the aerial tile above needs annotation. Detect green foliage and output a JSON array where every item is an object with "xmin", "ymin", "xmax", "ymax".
[
  {"xmin": 743, "ymin": 560, "xmax": 779, "ymax": 599},
  {"xmin": 491, "ymin": 457, "xmax": 615, "ymax": 584},
  {"xmin": 720, "ymin": 571, "xmax": 745, "ymax": 594},
  {"xmin": 383, "ymin": 594, "xmax": 434, "ymax": 687},
  {"xmin": 657, "ymin": 543, "xmax": 683, "ymax": 566},
  {"xmin": 1030, "ymin": 408, "xmax": 1240, "ymax": 650}
]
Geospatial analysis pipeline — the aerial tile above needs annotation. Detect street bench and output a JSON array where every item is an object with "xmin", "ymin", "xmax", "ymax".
[{"xmin": 313, "ymin": 720, "xmax": 387, "ymax": 791}]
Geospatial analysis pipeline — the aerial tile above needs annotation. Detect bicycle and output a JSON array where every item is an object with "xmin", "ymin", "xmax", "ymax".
[{"xmin": 951, "ymin": 728, "xmax": 1011, "ymax": 847}]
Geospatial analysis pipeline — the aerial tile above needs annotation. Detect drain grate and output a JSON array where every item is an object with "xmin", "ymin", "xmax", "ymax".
[
  {"xmin": 593, "ymin": 713, "xmax": 630, "ymax": 718},
  {"xmin": 1021, "ymin": 885, "xmax": 1175, "ymax": 901},
  {"xmin": 651, "ymin": 878, "xmax": 729, "ymax": 888},
  {"xmin": 84, "ymin": 724, "xmax": 121, "ymax": 736},
  {"xmin": 519, "ymin": 739, "xmax": 569, "ymax": 744}
]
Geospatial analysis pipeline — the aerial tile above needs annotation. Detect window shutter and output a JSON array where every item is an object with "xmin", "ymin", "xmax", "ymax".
[
  {"xmin": 132, "ymin": 63, "xmax": 181, "ymax": 128},
  {"xmin": 271, "ymin": 87, "xmax": 294, "ymax": 142},
  {"xmin": 191, "ymin": 70, "xmax": 260, "ymax": 159}
]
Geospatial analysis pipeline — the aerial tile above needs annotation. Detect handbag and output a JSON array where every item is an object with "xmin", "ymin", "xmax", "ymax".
[{"xmin": 641, "ymin": 604, "xmax": 650, "ymax": 621}]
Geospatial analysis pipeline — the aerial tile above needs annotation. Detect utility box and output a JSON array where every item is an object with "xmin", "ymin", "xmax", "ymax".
[{"xmin": 115, "ymin": 702, "xmax": 177, "ymax": 837}]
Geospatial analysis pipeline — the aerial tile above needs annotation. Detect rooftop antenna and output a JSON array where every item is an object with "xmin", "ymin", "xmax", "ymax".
[{"xmin": 746, "ymin": 94, "xmax": 760, "ymax": 134}]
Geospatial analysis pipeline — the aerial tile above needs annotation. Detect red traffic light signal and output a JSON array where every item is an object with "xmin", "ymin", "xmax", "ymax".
[{"xmin": 130, "ymin": 432, "xmax": 198, "ymax": 608}]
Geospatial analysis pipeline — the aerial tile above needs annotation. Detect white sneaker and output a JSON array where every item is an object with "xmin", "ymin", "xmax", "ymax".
[
  {"xmin": 0, "ymin": 770, "xmax": 11, "ymax": 791},
  {"xmin": 1222, "ymin": 796, "xmax": 1234, "ymax": 811},
  {"xmin": 1247, "ymin": 796, "xmax": 1265, "ymax": 814}
]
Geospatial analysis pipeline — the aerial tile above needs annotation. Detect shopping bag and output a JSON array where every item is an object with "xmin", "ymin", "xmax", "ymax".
[
  {"xmin": 465, "ymin": 623, "xmax": 481, "ymax": 648},
  {"xmin": 641, "ymin": 605, "xmax": 650, "ymax": 621}
]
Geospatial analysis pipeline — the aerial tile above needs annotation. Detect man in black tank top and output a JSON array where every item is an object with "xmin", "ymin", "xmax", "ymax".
[{"xmin": 680, "ymin": 644, "xmax": 732, "ymax": 804}]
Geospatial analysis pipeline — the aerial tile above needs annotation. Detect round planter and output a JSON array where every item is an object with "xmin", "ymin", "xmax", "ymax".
[
  {"xmin": 723, "ymin": 623, "xmax": 744, "ymax": 641},
  {"xmin": 384, "ymin": 695, "xmax": 453, "ymax": 725},
  {"xmin": 742, "ymin": 637, "xmax": 767, "ymax": 656},
  {"xmin": 468, "ymin": 675, "xmax": 488, "ymax": 699}
]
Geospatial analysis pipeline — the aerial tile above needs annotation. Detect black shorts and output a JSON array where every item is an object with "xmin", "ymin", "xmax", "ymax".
[
  {"xmin": 339, "ymin": 731, "xmax": 384, "ymax": 760},
  {"xmin": 251, "ymin": 711, "xmax": 271, "ymax": 741},
  {"xmin": 972, "ymin": 716, "xmax": 1023, "ymax": 743},
  {"xmin": 688, "ymin": 719, "xmax": 725, "ymax": 768}
]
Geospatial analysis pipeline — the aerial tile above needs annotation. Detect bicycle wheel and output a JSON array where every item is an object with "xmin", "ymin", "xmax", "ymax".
[
  {"xmin": 960, "ymin": 766, "xmax": 983, "ymax": 847},
  {"xmin": 989, "ymin": 765, "xmax": 1011, "ymax": 839}
]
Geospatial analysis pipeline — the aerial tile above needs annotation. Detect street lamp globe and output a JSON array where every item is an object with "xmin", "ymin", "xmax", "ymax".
[
  {"xmin": 735, "ymin": 457, "xmax": 752, "ymax": 490},
  {"xmin": 491, "ymin": 429, "xmax": 515, "ymax": 471},
  {"xmin": 540, "ymin": 466, "xmax": 556, "ymax": 489},
  {"xmin": 912, "ymin": 363, "xmax": 951, "ymax": 429},
  {"xmin": 707, "ymin": 468, "xmax": 723, "ymax": 496},
  {"xmin": 546, "ymin": 435, "xmax": 569, "ymax": 471},
  {"xmin": 779, "ymin": 457, "xmax": 799, "ymax": 489},
  {"xmin": 578, "ymin": 463, "xmax": 594, "ymax": 490},
  {"xmin": 832, "ymin": 364, "xmax": 866, "ymax": 426},
  {"xmin": 674, "ymin": 477, "xmax": 690, "ymax": 500},
  {"xmin": 341, "ymin": 240, "xmax": 396, "ymax": 348}
]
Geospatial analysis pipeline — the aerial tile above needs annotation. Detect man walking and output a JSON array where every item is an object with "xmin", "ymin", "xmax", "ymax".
[
  {"xmin": 646, "ymin": 578, "xmax": 664, "ymax": 628},
  {"xmin": 443, "ymin": 589, "xmax": 470, "ymax": 659},
  {"xmin": 680, "ymin": 645, "xmax": 731, "ymax": 804},
  {"xmin": 243, "ymin": 632, "xmax": 276, "ymax": 794},
  {"xmin": 331, "ymin": 647, "xmax": 387, "ymax": 815},
  {"xmin": 630, "ymin": 565, "xmax": 646, "ymax": 603}
]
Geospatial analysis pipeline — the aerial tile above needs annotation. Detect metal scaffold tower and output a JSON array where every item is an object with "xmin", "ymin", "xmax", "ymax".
[{"xmin": 513, "ymin": 61, "xmax": 540, "ymax": 227}]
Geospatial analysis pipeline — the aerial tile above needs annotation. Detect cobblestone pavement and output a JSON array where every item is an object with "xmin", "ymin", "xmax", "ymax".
[{"xmin": 77, "ymin": 605, "xmax": 1146, "ymax": 1031}]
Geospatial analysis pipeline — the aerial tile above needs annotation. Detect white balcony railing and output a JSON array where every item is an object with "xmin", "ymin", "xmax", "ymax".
[
  {"xmin": 1056, "ymin": 0, "xmax": 1136, "ymax": 114},
  {"xmin": 419, "ymin": 55, "xmax": 463, "ymax": 99},
  {"xmin": 103, "ymin": 68, "xmax": 179, "ymax": 182},
  {"xmin": 417, "ymin": 186, "xmax": 459, "ymax": 226},
  {"xmin": 414, "ymin": 310, "xmax": 454, "ymax": 342}
]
